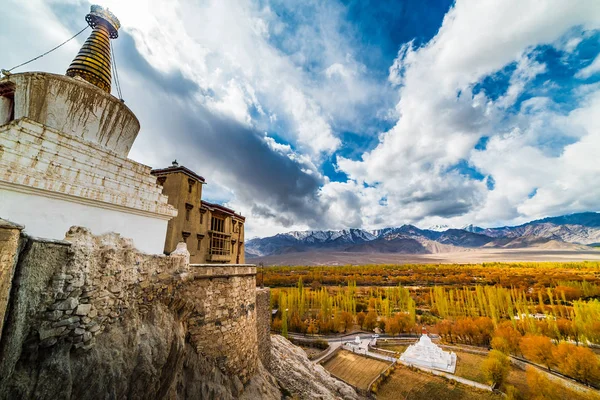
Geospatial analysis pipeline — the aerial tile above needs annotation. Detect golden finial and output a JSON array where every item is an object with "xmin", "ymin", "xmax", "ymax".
[{"xmin": 66, "ymin": 5, "xmax": 121, "ymax": 93}]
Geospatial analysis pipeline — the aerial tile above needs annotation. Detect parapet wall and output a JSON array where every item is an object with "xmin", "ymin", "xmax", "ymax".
[
  {"xmin": 184, "ymin": 264, "xmax": 258, "ymax": 383},
  {"xmin": 0, "ymin": 226, "xmax": 261, "ymax": 393},
  {"xmin": 256, "ymin": 288, "xmax": 272, "ymax": 370}
]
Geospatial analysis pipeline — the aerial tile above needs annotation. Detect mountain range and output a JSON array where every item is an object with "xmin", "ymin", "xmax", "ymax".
[{"xmin": 245, "ymin": 212, "xmax": 600, "ymax": 258}]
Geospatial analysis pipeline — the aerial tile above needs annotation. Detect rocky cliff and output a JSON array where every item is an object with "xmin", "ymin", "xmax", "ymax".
[{"xmin": 0, "ymin": 224, "xmax": 359, "ymax": 400}]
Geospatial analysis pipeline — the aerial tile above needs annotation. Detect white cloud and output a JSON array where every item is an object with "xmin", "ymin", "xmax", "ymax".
[
  {"xmin": 4, "ymin": 0, "xmax": 600, "ymax": 238},
  {"xmin": 329, "ymin": 0, "xmax": 600, "ymax": 230},
  {"xmin": 576, "ymin": 54, "xmax": 600, "ymax": 79}
]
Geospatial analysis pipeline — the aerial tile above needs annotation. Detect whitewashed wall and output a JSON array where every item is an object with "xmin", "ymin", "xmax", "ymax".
[{"xmin": 0, "ymin": 188, "xmax": 168, "ymax": 254}]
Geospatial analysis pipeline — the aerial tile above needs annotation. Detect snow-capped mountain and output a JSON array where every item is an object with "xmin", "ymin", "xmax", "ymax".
[
  {"xmin": 462, "ymin": 224, "xmax": 484, "ymax": 233},
  {"xmin": 427, "ymin": 224, "xmax": 450, "ymax": 232},
  {"xmin": 245, "ymin": 212, "xmax": 600, "ymax": 257}
]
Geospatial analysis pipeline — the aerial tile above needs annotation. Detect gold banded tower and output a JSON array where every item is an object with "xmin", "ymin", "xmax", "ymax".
[{"xmin": 66, "ymin": 5, "xmax": 120, "ymax": 93}]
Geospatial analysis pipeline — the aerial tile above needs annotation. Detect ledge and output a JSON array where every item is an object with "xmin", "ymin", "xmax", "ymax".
[
  {"xmin": 0, "ymin": 218, "xmax": 24, "ymax": 230},
  {"xmin": 189, "ymin": 264, "xmax": 256, "ymax": 279}
]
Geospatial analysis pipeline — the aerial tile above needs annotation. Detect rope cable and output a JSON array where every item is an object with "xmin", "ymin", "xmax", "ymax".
[
  {"xmin": 5, "ymin": 26, "xmax": 89, "ymax": 73},
  {"xmin": 110, "ymin": 41, "xmax": 123, "ymax": 101}
]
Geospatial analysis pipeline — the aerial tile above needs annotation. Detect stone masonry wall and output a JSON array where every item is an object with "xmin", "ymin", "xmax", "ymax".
[
  {"xmin": 172, "ymin": 263, "xmax": 259, "ymax": 383},
  {"xmin": 0, "ymin": 226, "xmax": 260, "ymax": 395},
  {"xmin": 256, "ymin": 288, "xmax": 272, "ymax": 370},
  {"xmin": 0, "ymin": 220, "xmax": 23, "ymax": 343}
]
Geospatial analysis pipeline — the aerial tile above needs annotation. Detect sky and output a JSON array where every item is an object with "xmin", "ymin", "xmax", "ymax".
[{"xmin": 2, "ymin": 0, "xmax": 600, "ymax": 238}]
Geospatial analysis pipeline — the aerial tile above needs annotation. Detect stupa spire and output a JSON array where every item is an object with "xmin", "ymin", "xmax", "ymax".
[{"xmin": 66, "ymin": 5, "xmax": 120, "ymax": 93}]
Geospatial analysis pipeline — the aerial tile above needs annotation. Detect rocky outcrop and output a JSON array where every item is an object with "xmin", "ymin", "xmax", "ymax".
[
  {"xmin": 2, "ymin": 301, "xmax": 281, "ymax": 400},
  {"xmin": 0, "ymin": 227, "xmax": 280, "ymax": 399},
  {"xmin": 270, "ymin": 335, "xmax": 361, "ymax": 400},
  {"xmin": 0, "ymin": 226, "xmax": 360, "ymax": 399}
]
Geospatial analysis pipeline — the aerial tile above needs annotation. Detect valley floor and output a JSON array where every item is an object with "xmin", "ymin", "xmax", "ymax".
[{"xmin": 250, "ymin": 248, "xmax": 600, "ymax": 266}]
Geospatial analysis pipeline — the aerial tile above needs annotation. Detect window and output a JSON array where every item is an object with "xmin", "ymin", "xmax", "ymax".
[
  {"xmin": 210, "ymin": 216, "xmax": 225, "ymax": 232},
  {"xmin": 157, "ymin": 176, "xmax": 166, "ymax": 186},
  {"xmin": 197, "ymin": 234, "xmax": 204, "ymax": 250},
  {"xmin": 182, "ymin": 231, "xmax": 191, "ymax": 243},
  {"xmin": 209, "ymin": 232, "xmax": 231, "ymax": 256},
  {"xmin": 200, "ymin": 209, "xmax": 206, "ymax": 224},
  {"xmin": 185, "ymin": 203, "xmax": 193, "ymax": 221},
  {"xmin": 209, "ymin": 216, "xmax": 231, "ymax": 257},
  {"xmin": 188, "ymin": 179, "xmax": 195, "ymax": 194}
]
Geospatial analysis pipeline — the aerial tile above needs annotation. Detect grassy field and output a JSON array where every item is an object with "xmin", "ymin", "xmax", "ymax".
[
  {"xmin": 375, "ymin": 342, "xmax": 410, "ymax": 355},
  {"xmin": 453, "ymin": 351, "xmax": 489, "ymax": 384},
  {"xmin": 322, "ymin": 350, "xmax": 391, "ymax": 390},
  {"xmin": 377, "ymin": 365, "xmax": 501, "ymax": 400}
]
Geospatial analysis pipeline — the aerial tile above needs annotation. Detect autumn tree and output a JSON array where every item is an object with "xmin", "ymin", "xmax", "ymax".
[
  {"xmin": 492, "ymin": 321, "xmax": 522, "ymax": 355},
  {"xmin": 553, "ymin": 343, "xmax": 600, "ymax": 385},
  {"xmin": 482, "ymin": 350, "xmax": 510, "ymax": 388},
  {"xmin": 281, "ymin": 308, "xmax": 288, "ymax": 338},
  {"xmin": 356, "ymin": 311, "xmax": 366, "ymax": 329},
  {"xmin": 385, "ymin": 315, "xmax": 401, "ymax": 336},
  {"xmin": 334, "ymin": 311, "xmax": 354, "ymax": 333},
  {"xmin": 306, "ymin": 319, "xmax": 319, "ymax": 335},
  {"xmin": 436, "ymin": 319, "xmax": 454, "ymax": 343},
  {"xmin": 364, "ymin": 310, "xmax": 378, "ymax": 331},
  {"xmin": 473, "ymin": 317, "xmax": 494, "ymax": 346},
  {"xmin": 520, "ymin": 335, "xmax": 556, "ymax": 370},
  {"xmin": 526, "ymin": 367, "xmax": 563, "ymax": 400}
]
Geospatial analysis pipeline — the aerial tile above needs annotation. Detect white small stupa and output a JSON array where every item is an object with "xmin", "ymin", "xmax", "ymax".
[{"xmin": 400, "ymin": 332, "xmax": 457, "ymax": 373}]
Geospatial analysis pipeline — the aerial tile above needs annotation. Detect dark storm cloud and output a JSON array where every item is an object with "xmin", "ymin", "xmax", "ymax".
[
  {"xmin": 115, "ymin": 39, "xmax": 329, "ymax": 227},
  {"xmin": 251, "ymin": 205, "xmax": 296, "ymax": 227},
  {"xmin": 397, "ymin": 176, "xmax": 485, "ymax": 221},
  {"xmin": 176, "ymin": 103, "xmax": 328, "ymax": 224}
]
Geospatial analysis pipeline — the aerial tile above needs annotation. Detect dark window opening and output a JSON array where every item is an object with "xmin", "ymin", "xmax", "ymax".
[
  {"xmin": 185, "ymin": 203, "xmax": 193, "ymax": 221},
  {"xmin": 210, "ymin": 216, "xmax": 225, "ymax": 232},
  {"xmin": 0, "ymin": 86, "xmax": 15, "ymax": 125}
]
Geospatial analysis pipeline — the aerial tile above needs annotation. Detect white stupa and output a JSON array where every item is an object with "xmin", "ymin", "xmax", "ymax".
[{"xmin": 400, "ymin": 334, "xmax": 457, "ymax": 373}]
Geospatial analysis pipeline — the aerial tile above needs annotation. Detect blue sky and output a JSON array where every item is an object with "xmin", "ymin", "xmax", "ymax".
[{"xmin": 2, "ymin": 0, "xmax": 600, "ymax": 237}]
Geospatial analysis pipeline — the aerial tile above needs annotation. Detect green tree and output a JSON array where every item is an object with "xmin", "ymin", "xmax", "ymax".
[
  {"xmin": 482, "ymin": 350, "xmax": 510, "ymax": 388},
  {"xmin": 281, "ymin": 308, "xmax": 288, "ymax": 338}
]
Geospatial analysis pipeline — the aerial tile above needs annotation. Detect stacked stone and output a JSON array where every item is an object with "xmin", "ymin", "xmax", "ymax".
[
  {"xmin": 7, "ymin": 226, "xmax": 261, "ymax": 387},
  {"xmin": 37, "ymin": 227, "xmax": 187, "ymax": 350},
  {"xmin": 41, "ymin": 276, "xmax": 99, "ymax": 349},
  {"xmin": 180, "ymin": 265, "xmax": 259, "ymax": 384},
  {"xmin": 256, "ymin": 288, "xmax": 272, "ymax": 370}
]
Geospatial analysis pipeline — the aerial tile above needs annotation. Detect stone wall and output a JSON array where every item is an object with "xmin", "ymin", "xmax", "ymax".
[
  {"xmin": 0, "ymin": 227, "xmax": 265, "ymax": 399},
  {"xmin": 0, "ymin": 220, "xmax": 23, "ymax": 343},
  {"xmin": 256, "ymin": 287, "xmax": 272, "ymax": 370},
  {"xmin": 176, "ymin": 264, "xmax": 258, "ymax": 383}
]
